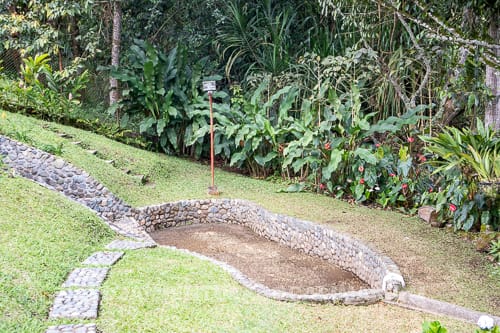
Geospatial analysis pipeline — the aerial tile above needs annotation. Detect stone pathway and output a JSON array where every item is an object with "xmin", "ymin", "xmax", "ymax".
[
  {"xmin": 49, "ymin": 289, "xmax": 100, "ymax": 319},
  {"xmin": 46, "ymin": 324, "xmax": 97, "ymax": 333},
  {"xmin": 82, "ymin": 251, "xmax": 124, "ymax": 266},
  {"xmin": 62, "ymin": 268, "xmax": 109, "ymax": 288},
  {"xmin": 46, "ymin": 240, "xmax": 154, "ymax": 333}
]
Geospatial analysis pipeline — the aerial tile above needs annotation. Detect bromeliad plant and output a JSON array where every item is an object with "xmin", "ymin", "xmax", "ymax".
[{"xmin": 421, "ymin": 120, "xmax": 500, "ymax": 231}]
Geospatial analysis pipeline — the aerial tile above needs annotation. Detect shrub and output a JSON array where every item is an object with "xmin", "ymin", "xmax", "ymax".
[{"xmin": 421, "ymin": 120, "xmax": 499, "ymax": 231}]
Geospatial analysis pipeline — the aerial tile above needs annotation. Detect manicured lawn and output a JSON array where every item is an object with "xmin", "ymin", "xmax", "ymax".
[
  {"xmin": 98, "ymin": 247, "xmax": 475, "ymax": 333},
  {"xmin": 0, "ymin": 110, "xmax": 496, "ymax": 331},
  {"xmin": 0, "ymin": 176, "xmax": 114, "ymax": 332}
]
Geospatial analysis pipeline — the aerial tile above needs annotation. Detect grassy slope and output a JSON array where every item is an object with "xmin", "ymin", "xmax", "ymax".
[
  {"xmin": 0, "ymin": 176, "xmax": 114, "ymax": 332},
  {"xmin": 0, "ymin": 111, "xmax": 495, "ymax": 331},
  {"xmin": 99, "ymin": 248, "xmax": 474, "ymax": 333}
]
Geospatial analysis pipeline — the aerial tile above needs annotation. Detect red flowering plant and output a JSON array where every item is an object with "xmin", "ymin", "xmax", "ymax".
[
  {"xmin": 420, "ymin": 120, "xmax": 499, "ymax": 231},
  {"xmin": 418, "ymin": 167, "xmax": 496, "ymax": 231}
]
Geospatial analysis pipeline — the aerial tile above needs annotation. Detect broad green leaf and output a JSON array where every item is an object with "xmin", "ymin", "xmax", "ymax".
[
  {"xmin": 463, "ymin": 215, "xmax": 475, "ymax": 231},
  {"xmin": 166, "ymin": 127, "xmax": 178, "ymax": 150},
  {"xmin": 167, "ymin": 106, "xmax": 178, "ymax": 118},
  {"xmin": 358, "ymin": 118, "xmax": 370, "ymax": 131},
  {"xmin": 292, "ymin": 157, "xmax": 308, "ymax": 173},
  {"xmin": 156, "ymin": 118, "xmax": 166, "ymax": 136},
  {"xmin": 354, "ymin": 184, "xmax": 365, "ymax": 201},
  {"xmin": 188, "ymin": 126, "xmax": 209, "ymax": 146},
  {"xmin": 139, "ymin": 117, "xmax": 156, "ymax": 133},
  {"xmin": 302, "ymin": 130, "xmax": 314, "ymax": 147},
  {"xmin": 119, "ymin": 113, "xmax": 129, "ymax": 128},
  {"xmin": 354, "ymin": 148, "xmax": 377, "ymax": 165},
  {"xmin": 481, "ymin": 211, "xmax": 490, "ymax": 226},
  {"xmin": 252, "ymin": 136, "xmax": 263, "ymax": 152},
  {"xmin": 230, "ymin": 151, "xmax": 246, "ymax": 167},
  {"xmin": 284, "ymin": 182, "xmax": 306, "ymax": 193},
  {"xmin": 322, "ymin": 149, "xmax": 344, "ymax": 180},
  {"xmin": 254, "ymin": 151, "xmax": 278, "ymax": 167},
  {"xmin": 398, "ymin": 157, "xmax": 413, "ymax": 178},
  {"xmin": 143, "ymin": 60, "xmax": 154, "ymax": 82}
]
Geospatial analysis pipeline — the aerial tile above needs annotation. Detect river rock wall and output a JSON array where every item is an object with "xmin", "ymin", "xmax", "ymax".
[
  {"xmin": 133, "ymin": 199, "xmax": 405, "ymax": 296},
  {"xmin": 1, "ymin": 134, "xmax": 404, "ymax": 300}
]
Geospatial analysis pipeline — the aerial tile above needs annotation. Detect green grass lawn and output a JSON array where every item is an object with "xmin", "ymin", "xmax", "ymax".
[
  {"xmin": 0, "ymin": 110, "xmax": 496, "ymax": 332},
  {"xmin": 98, "ymin": 247, "xmax": 476, "ymax": 333},
  {"xmin": 0, "ymin": 176, "xmax": 114, "ymax": 333}
]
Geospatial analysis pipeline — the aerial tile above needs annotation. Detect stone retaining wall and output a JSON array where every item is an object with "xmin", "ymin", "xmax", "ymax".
[
  {"xmin": 0, "ymin": 135, "xmax": 152, "ymax": 241},
  {"xmin": 0, "ymin": 135, "xmax": 131, "ymax": 223},
  {"xmin": 133, "ymin": 199, "xmax": 405, "ymax": 296},
  {"xmin": 1, "ymin": 134, "xmax": 405, "ymax": 302}
]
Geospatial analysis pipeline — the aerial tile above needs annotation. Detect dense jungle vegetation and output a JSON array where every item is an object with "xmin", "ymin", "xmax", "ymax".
[{"xmin": 0, "ymin": 0, "xmax": 499, "ymax": 233}]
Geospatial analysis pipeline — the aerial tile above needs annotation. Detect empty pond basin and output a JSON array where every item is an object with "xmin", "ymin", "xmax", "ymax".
[{"xmin": 149, "ymin": 223, "xmax": 369, "ymax": 294}]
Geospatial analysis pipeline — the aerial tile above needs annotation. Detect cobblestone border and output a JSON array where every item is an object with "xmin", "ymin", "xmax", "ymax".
[
  {"xmin": 165, "ymin": 245, "xmax": 385, "ymax": 304},
  {"xmin": 1, "ymin": 134, "xmax": 403, "ymax": 305},
  {"xmin": 133, "ymin": 200, "xmax": 405, "ymax": 301}
]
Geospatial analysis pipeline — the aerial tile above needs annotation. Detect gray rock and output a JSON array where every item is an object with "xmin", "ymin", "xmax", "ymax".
[
  {"xmin": 49, "ymin": 289, "xmax": 100, "ymax": 319},
  {"xmin": 83, "ymin": 251, "xmax": 124, "ymax": 266}
]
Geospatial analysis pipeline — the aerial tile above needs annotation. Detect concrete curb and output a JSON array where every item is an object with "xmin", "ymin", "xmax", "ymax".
[{"xmin": 385, "ymin": 292, "xmax": 500, "ymax": 326}]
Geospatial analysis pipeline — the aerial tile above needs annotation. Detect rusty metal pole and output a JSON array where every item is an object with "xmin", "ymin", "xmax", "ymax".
[
  {"xmin": 209, "ymin": 91, "xmax": 215, "ymax": 189},
  {"xmin": 203, "ymin": 80, "xmax": 218, "ymax": 195}
]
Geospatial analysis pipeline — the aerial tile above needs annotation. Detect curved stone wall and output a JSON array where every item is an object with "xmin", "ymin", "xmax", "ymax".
[
  {"xmin": 1, "ymin": 134, "xmax": 405, "ymax": 303},
  {"xmin": 0, "ymin": 135, "xmax": 150, "ymax": 241},
  {"xmin": 133, "ymin": 199, "xmax": 405, "ymax": 297}
]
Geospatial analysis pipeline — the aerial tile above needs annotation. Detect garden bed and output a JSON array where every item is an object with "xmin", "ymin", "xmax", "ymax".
[
  {"xmin": 135, "ymin": 198, "xmax": 405, "ymax": 304},
  {"xmin": 150, "ymin": 223, "xmax": 369, "ymax": 294}
]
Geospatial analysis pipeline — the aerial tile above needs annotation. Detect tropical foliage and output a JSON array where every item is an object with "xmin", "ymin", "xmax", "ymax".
[
  {"xmin": 421, "ymin": 120, "xmax": 500, "ymax": 230},
  {"xmin": 0, "ymin": 0, "xmax": 498, "ymax": 231}
]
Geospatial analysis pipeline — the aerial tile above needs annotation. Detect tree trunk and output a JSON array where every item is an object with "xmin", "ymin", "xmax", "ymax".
[
  {"xmin": 109, "ymin": 0, "xmax": 122, "ymax": 107},
  {"xmin": 485, "ymin": 18, "xmax": 500, "ymax": 131}
]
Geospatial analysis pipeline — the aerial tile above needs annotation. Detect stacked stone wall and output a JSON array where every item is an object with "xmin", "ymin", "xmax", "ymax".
[
  {"xmin": 0, "ymin": 136, "xmax": 131, "ymax": 223},
  {"xmin": 133, "ymin": 199, "xmax": 404, "ymax": 294},
  {"xmin": 1, "ymin": 134, "xmax": 404, "ymax": 301}
]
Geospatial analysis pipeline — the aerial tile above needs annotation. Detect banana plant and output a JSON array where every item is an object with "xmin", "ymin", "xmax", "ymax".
[
  {"xmin": 111, "ymin": 40, "xmax": 193, "ymax": 154},
  {"xmin": 227, "ymin": 79, "xmax": 298, "ymax": 177}
]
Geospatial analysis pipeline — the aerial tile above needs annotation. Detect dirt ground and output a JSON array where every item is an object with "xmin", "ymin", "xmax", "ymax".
[{"xmin": 149, "ymin": 223, "xmax": 369, "ymax": 294}]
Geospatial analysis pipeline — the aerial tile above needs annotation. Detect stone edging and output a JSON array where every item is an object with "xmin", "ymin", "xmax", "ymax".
[
  {"xmin": 0, "ymin": 134, "xmax": 404, "ymax": 305},
  {"xmin": 132, "ymin": 199, "xmax": 405, "ymax": 301},
  {"xmin": 163, "ymin": 245, "xmax": 385, "ymax": 304},
  {"xmin": 385, "ymin": 292, "xmax": 500, "ymax": 326}
]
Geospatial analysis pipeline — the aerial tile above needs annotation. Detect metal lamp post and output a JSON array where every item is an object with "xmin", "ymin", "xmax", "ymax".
[{"xmin": 203, "ymin": 80, "xmax": 219, "ymax": 195}]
